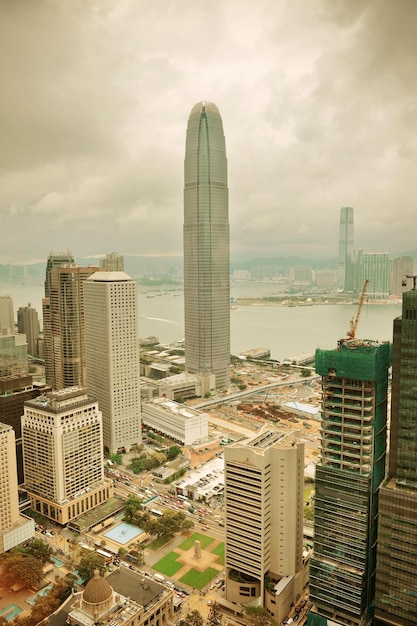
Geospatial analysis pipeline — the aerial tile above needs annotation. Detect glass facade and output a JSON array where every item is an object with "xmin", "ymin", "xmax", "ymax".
[
  {"xmin": 337, "ymin": 207, "xmax": 354, "ymax": 292},
  {"xmin": 375, "ymin": 286, "xmax": 417, "ymax": 624},
  {"xmin": 183, "ymin": 101, "xmax": 230, "ymax": 389},
  {"xmin": 310, "ymin": 341, "xmax": 390, "ymax": 626}
]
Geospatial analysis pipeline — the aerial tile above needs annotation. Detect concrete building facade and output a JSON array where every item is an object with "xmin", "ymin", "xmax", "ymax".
[
  {"xmin": 142, "ymin": 397, "xmax": 208, "ymax": 445},
  {"xmin": 0, "ymin": 423, "xmax": 34, "ymax": 553},
  {"xmin": 183, "ymin": 101, "xmax": 231, "ymax": 389},
  {"xmin": 309, "ymin": 339, "xmax": 391, "ymax": 626},
  {"xmin": 17, "ymin": 303, "xmax": 40, "ymax": 357},
  {"xmin": 0, "ymin": 374, "xmax": 50, "ymax": 484},
  {"xmin": 84, "ymin": 272, "xmax": 141, "ymax": 454},
  {"xmin": 22, "ymin": 387, "xmax": 113, "ymax": 525},
  {"xmin": 223, "ymin": 428, "xmax": 306, "ymax": 624},
  {"xmin": 43, "ymin": 258, "xmax": 100, "ymax": 390},
  {"xmin": 0, "ymin": 295, "xmax": 15, "ymax": 334}
]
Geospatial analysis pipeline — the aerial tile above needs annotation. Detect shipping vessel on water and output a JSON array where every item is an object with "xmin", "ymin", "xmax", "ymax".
[{"xmin": 238, "ymin": 347, "xmax": 271, "ymax": 360}]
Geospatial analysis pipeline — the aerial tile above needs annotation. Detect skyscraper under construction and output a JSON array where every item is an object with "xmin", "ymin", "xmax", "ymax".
[
  {"xmin": 183, "ymin": 101, "xmax": 230, "ymax": 390},
  {"xmin": 309, "ymin": 337, "xmax": 390, "ymax": 626}
]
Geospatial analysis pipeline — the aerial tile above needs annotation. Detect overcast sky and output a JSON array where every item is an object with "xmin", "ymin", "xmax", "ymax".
[{"xmin": 1, "ymin": 0, "xmax": 416, "ymax": 264}]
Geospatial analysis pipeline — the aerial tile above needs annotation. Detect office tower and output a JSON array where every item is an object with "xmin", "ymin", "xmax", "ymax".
[
  {"xmin": 310, "ymin": 339, "xmax": 390, "ymax": 626},
  {"xmin": 389, "ymin": 255, "xmax": 413, "ymax": 297},
  {"xmin": 17, "ymin": 303, "xmax": 40, "ymax": 357},
  {"xmin": 43, "ymin": 258, "xmax": 100, "ymax": 390},
  {"xmin": 361, "ymin": 252, "xmax": 389, "ymax": 300},
  {"xmin": 100, "ymin": 251, "xmax": 125, "ymax": 271},
  {"xmin": 183, "ymin": 101, "xmax": 230, "ymax": 389},
  {"xmin": 0, "ymin": 295, "xmax": 15, "ymax": 333},
  {"xmin": 337, "ymin": 207, "xmax": 355, "ymax": 292},
  {"xmin": 0, "ymin": 375, "xmax": 50, "ymax": 485},
  {"xmin": 224, "ymin": 428, "xmax": 306, "ymax": 623},
  {"xmin": 374, "ymin": 279, "xmax": 417, "ymax": 625},
  {"xmin": 0, "ymin": 423, "xmax": 34, "ymax": 553},
  {"xmin": 84, "ymin": 272, "xmax": 141, "ymax": 455},
  {"xmin": 0, "ymin": 332, "xmax": 28, "ymax": 376},
  {"xmin": 22, "ymin": 387, "xmax": 113, "ymax": 525}
]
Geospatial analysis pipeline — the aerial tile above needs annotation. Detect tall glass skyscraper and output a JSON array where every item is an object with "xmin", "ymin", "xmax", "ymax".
[
  {"xmin": 337, "ymin": 206, "xmax": 355, "ymax": 292},
  {"xmin": 183, "ymin": 101, "xmax": 230, "ymax": 389},
  {"xmin": 375, "ymin": 280, "xmax": 417, "ymax": 624}
]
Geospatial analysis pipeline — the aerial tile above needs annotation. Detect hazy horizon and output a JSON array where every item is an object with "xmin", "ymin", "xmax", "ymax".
[{"xmin": 2, "ymin": 1, "xmax": 416, "ymax": 263}]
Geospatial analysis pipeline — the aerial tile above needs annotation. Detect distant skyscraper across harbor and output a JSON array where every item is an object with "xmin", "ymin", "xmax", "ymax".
[
  {"xmin": 337, "ymin": 206, "xmax": 355, "ymax": 292},
  {"xmin": 183, "ymin": 101, "xmax": 230, "ymax": 389}
]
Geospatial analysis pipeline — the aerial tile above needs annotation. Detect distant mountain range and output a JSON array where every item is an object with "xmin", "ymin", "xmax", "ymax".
[{"xmin": 1, "ymin": 250, "xmax": 416, "ymax": 283}]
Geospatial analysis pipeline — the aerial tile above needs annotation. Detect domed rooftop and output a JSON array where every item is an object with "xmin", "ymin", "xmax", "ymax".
[{"xmin": 83, "ymin": 570, "xmax": 113, "ymax": 605}]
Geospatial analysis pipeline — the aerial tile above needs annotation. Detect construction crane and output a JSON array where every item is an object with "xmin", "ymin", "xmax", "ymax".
[{"xmin": 347, "ymin": 279, "xmax": 370, "ymax": 340}]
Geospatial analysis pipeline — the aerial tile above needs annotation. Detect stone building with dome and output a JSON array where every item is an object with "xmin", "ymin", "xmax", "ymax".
[{"xmin": 50, "ymin": 568, "xmax": 174, "ymax": 626}]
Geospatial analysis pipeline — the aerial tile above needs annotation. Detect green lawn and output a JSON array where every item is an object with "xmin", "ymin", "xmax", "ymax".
[
  {"xmin": 178, "ymin": 532, "xmax": 214, "ymax": 550},
  {"xmin": 179, "ymin": 567, "xmax": 218, "ymax": 590},
  {"xmin": 212, "ymin": 542, "xmax": 225, "ymax": 565},
  {"xmin": 153, "ymin": 551, "xmax": 184, "ymax": 576}
]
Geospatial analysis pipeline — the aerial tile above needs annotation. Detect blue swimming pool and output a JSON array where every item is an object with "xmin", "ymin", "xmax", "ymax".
[
  {"xmin": 27, "ymin": 584, "xmax": 52, "ymax": 606},
  {"xmin": 50, "ymin": 556, "xmax": 65, "ymax": 567},
  {"xmin": 0, "ymin": 604, "xmax": 23, "ymax": 621},
  {"xmin": 103, "ymin": 522, "xmax": 143, "ymax": 545}
]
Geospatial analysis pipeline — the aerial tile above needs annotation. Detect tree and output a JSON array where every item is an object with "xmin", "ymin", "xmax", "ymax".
[
  {"xmin": 206, "ymin": 601, "xmax": 223, "ymax": 625},
  {"xmin": 178, "ymin": 609, "xmax": 204, "ymax": 626},
  {"xmin": 16, "ymin": 538, "xmax": 53, "ymax": 566},
  {"xmin": 166, "ymin": 445, "xmax": 182, "ymax": 460},
  {"xmin": 301, "ymin": 368, "xmax": 312, "ymax": 377},
  {"xmin": 77, "ymin": 553, "xmax": 106, "ymax": 583},
  {"xmin": 1, "ymin": 553, "xmax": 43, "ymax": 588}
]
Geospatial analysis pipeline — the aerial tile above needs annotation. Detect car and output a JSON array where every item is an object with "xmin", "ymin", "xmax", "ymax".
[
  {"xmin": 129, "ymin": 565, "xmax": 136, "ymax": 570},
  {"xmin": 207, "ymin": 600, "xmax": 212, "ymax": 606}
]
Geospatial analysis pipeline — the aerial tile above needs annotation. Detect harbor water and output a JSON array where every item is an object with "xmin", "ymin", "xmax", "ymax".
[{"xmin": 1, "ymin": 281, "xmax": 401, "ymax": 362}]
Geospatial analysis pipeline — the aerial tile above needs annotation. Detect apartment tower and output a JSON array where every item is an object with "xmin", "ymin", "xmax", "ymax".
[
  {"xmin": 309, "ymin": 339, "xmax": 390, "ymax": 626},
  {"xmin": 183, "ymin": 101, "xmax": 230, "ymax": 389},
  {"xmin": 374, "ymin": 278, "xmax": 417, "ymax": 625},
  {"xmin": 42, "ymin": 253, "xmax": 100, "ymax": 390},
  {"xmin": 337, "ymin": 207, "xmax": 355, "ymax": 292},
  {"xmin": 0, "ymin": 295, "xmax": 15, "ymax": 333},
  {"xmin": 224, "ymin": 428, "xmax": 306, "ymax": 624},
  {"xmin": 84, "ymin": 272, "xmax": 141, "ymax": 455},
  {"xmin": 100, "ymin": 252, "xmax": 125, "ymax": 272},
  {"xmin": 0, "ymin": 423, "xmax": 34, "ymax": 553},
  {"xmin": 361, "ymin": 252, "xmax": 390, "ymax": 300},
  {"xmin": 22, "ymin": 387, "xmax": 113, "ymax": 525}
]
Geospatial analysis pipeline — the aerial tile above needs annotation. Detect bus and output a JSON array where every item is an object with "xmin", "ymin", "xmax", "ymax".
[
  {"xmin": 151, "ymin": 508, "xmax": 163, "ymax": 517},
  {"xmin": 177, "ymin": 495, "xmax": 189, "ymax": 502},
  {"xmin": 96, "ymin": 549, "xmax": 114, "ymax": 563}
]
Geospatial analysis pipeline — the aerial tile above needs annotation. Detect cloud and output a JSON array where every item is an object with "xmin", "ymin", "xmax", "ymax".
[{"xmin": 1, "ymin": 0, "xmax": 416, "ymax": 263}]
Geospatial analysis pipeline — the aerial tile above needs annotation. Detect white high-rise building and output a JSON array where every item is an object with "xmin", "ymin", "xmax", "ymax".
[
  {"xmin": 183, "ymin": 101, "xmax": 231, "ymax": 389},
  {"xmin": 22, "ymin": 387, "xmax": 112, "ymax": 525},
  {"xmin": 0, "ymin": 423, "xmax": 34, "ymax": 553},
  {"xmin": 224, "ymin": 428, "xmax": 308, "ymax": 623},
  {"xmin": 84, "ymin": 272, "xmax": 141, "ymax": 454}
]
